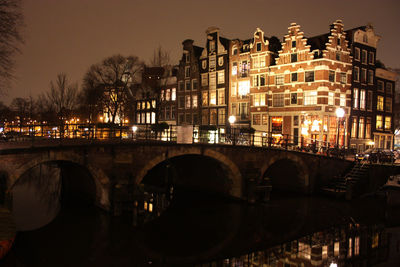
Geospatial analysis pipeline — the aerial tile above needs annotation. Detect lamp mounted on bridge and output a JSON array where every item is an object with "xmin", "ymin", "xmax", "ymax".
[
  {"xmin": 228, "ymin": 115, "xmax": 236, "ymax": 145},
  {"xmin": 335, "ymin": 107, "xmax": 345, "ymax": 148}
]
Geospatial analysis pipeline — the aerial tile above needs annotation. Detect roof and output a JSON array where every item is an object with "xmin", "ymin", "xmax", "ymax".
[{"xmin": 306, "ymin": 33, "xmax": 329, "ymax": 51}]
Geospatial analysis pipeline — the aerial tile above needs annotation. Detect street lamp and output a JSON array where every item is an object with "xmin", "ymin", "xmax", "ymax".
[
  {"xmin": 336, "ymin": 107, "xmax": 345, "ymax": 148},
  {"xmin": 228, "ymin": 115, "xmax": 236, "ymax": 144}
]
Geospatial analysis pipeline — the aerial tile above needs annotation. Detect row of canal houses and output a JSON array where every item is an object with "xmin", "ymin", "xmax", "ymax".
[{"xmin": 136, "ymin": 20, "xmax": 397, "ymax": 152}]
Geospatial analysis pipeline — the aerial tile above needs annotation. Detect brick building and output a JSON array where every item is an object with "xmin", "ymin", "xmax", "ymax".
[
  {"xmin": 159, "ymin": 65, "xmax": 178, "ymax": 125},
  {"xmin": 176, "ymin": 39, "xmax": 203, "ymax": 126}
]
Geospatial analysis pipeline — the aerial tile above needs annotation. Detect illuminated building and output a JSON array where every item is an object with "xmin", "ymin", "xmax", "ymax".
[
  {"xmin": 373, "ymin": 68, "xmax": 396, "ymax": 149},
  {"xmin": 248, "ymin": 20, "xmax": 352, "ymax": 148},
  {"xmin": 176, "ymin": 39, "xmax": 203, "ymax": 126},
  {"xmin": 199, "ymin": 27, "xmax": 230, "ymax": 128},
  {"xmin": 159, "ymin": 65, "xmax": 178, "ymax": 126}
]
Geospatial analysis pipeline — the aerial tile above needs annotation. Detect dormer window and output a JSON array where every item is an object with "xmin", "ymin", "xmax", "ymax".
[
  {"xmin": 233, "ymin": 47, "xmax": 238, "ymax": 55},
  {"xmin": 256, "ymin": 42, "xmax": 262, "ymax": 52},
  {"xmin": 209, "ymin": 41, "xmax": 215, "ymax": 52},
  {"xmin": 292, "ymin": 40, "xmax": 296, "ymax": 48}
]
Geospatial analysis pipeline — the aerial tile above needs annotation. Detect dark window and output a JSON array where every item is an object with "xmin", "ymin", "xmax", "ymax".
[
  {"xmin": 314, "ymin": 51, "xmax": 319, "ymax": 59},
  {"xmin": 337, "ymin": 38, "xmax": 341, "ymax": 46},
  {"xmin": 291, "ymin": 53, "xmax": 297, "ymax": 63},
  {"xmin": 260, "ymin": 75, "xmax": 265, "ymax": 86},
  {"xmin": 329, "ymin": 70, "xmax": 335, "ymax": 82},
  {"xmin": 292, "ymin": 40, "xmax": 296, "ymax": 48},
  {"xmin": 291, "ymin": 93, "xmax": 297, "ymax": 104},
  {"xmin": 256, "ymin": 42, "xmax": 262, "ymax": 51},
  {"xmin": 305, "ymin": 71, "xmax": 314, "ymax": 82},
  {"xmin": 185, "ymin": 80, "xmax": 190, "ymax": 90},
  {"xmin": 336, "ymin": 52, "xmax": 341, "ymax": 61},
  {"xmin": 293, "ymin": 116, "xmax": 299, "ymax": 126},
  {"xmin": 291, "ymin": 72, "xmax": 298, "ymax": 82},
  {"xmin": 293, "ymin": 128, "xmax": 299, "ymax": 145}
]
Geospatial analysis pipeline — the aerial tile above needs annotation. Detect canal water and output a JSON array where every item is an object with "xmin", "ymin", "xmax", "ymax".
[{"xmin": 1, "ymin": 169, "xmax": 400, "ymax": 266}]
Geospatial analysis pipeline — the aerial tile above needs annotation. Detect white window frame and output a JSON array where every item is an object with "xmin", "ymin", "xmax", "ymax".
[
  {"xmin": 217, "ymin": 71, "xmax": 225, "ymax": 84},
  {"xmin": 201, "ymin": 73, "xmax": 208, "ymax": 86}
]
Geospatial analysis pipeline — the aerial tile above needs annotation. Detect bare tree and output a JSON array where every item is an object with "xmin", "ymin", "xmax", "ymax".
[
  {"xmin": 149, "ymin": 45, "xmax": 170, "ymax": 67},
  {"xmin": 82, "ymin": 54, "xmax": 142, "ymax": 124},
  {"xmin": 46, "ymin": 73, "xmax": 79, "ymax": 124},
  {"xmin": 0, "ymin": 0, "xmax": 24, "ymax": 94}
]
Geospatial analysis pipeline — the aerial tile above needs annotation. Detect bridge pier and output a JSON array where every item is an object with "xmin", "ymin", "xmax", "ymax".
[{"xmin": 244, "ymin": 168, "xmax": 272, "ymax": 204}]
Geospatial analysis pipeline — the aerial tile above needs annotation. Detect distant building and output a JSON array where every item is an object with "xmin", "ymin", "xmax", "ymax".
[
  {"xmin": 134, "ymin": 66, "xmax": 164, "ymax": 125},
  {"xmin": 159, "ymin": 65, "xmax": 178, "ymax": 125}
]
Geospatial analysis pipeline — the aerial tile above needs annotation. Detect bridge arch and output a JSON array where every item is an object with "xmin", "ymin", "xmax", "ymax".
[
  {"xmin": 136, "ymin": 147, "xmax": 243, "ymax": 198},
  {"xmin": 261, "ymin": 152, "xmax": 310, "ymax": 193},
  {"xmin": 8, "ymin": 151, "xmax": 110, "ymax": 210}
]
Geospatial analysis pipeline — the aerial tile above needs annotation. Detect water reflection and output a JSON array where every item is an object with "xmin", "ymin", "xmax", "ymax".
[{"xmin": 3, "ymin": 186, "xmax": 400, "ymax": 266}]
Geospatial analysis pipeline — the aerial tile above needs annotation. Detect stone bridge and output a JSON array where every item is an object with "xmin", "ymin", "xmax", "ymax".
[{"xmin": 0, "ymin": 140, "xmax": 356, "ymax": 211}]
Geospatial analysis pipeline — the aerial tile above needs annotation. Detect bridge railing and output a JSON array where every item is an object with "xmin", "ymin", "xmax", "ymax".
[{"xmin": 0, "ymin": 123, "xmax": 355, "ymax": 157}]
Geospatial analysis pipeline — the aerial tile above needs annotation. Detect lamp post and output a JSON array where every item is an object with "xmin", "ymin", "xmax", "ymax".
[
  {"xmin": 228, "ymin": 115, "xmax": 236, "ymax": 145},
  {"xmin": 336, "ymin": 107, "xmax": 345, "ymax": 148}
]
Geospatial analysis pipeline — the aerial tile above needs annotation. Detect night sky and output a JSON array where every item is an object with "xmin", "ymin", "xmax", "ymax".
[{"xmin": 4, "ymin": 0, "xmax": 400, "ymax": 104}]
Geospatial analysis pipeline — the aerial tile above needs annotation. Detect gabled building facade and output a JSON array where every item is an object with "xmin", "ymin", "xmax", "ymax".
[
  {"xmin": 249, "ymin": 21, "xmax": 352, "ymax": 148},
  {"xmin": 374, "ymin": 68, "xmax": 396, "ymax": 149},
  {"xmin": 159, "ymin": 65, "xmax": 178, "ymax": 125},
  {"xmin": 176, "ymin": 39, "xmax": 203, "ymax": 126},
  {"xmin": 346, "ymin": 25, "xmax": 381, "ymax": 152},
  {"xmin": 199, "ymin": 27, "xmax": 230, "ymax": 128}
]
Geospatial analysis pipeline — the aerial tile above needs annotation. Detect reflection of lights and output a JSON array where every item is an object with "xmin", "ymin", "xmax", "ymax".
[
  {"xmin": 124, "ymin": 119, "xmax": 129, "ymax": 123},
  {"xmin": 132, "ymin": 126, "xmax": 138, "ymax": 132},
  {"xmin": 368, "ymin": 141, "xmax": 375, "ymax": 145},
  {"xmin": 329, "ymin": 263, "xmax": 338, "ymax": 267}
]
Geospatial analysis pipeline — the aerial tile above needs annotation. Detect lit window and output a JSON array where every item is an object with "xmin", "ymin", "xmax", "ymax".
[
  {"xmin": 366, "ymin": 118, "xmax": 371, "ymax": 138},
  {"xmin": 201, "ymin": 74, "xmax": 208, "ymax": 86},
  {"xmin": 328, "ymin": 92, "xmax": 334, "ymax": 105},
  {"xmin": 353, "ymin": 88, "xmax": 359, "ymax": 109},
  {"xmin": 209, "ymin": 72, "xmax": 216, "ymax": 89},
  {"xmin": 276, "ymin": 74, "xmax": 284, "ymax": 85},
  {"xmin": 210, "ymin": 91, "xmax": 216, "ymax": 105},
  {"xmin": 209, "ymin": 56, "xmax": 216, "ymax": 69},
  {"xmin": 160, "ymin": 90, "xmax": 165, "ymax": 101},
  {"xmin": 355, "ymin": 236, "xmax": 360, "ymax": 255},
  {"xmin": 360, "ymin": 89, "xmax": 366, "ymax": 110},
  {"xmin": 348, "ymin": 237, "xmax": 353, "ymax": 258},
  {"xmin": 377, "ymin": 96, "xmax": 384, "ymax": 111},
  {"xmin": 372, "ymin": 233, "xmax": 379, "ymax": 248},
  {"xmin": 218, "ymin": 71, "xmax": 225, "ymax": 84},
  {"xmin": 334, "ymin": 241, "xmax": 340, "ymax": 256},
  {"xmin": 253, "ymin": 114, "xmax": 261, "ymax": 125},
  {"xmin": 218, "ymin": 89, "xmax": 225, "ymax": 105},
  {"xmin": 298, "ymin": 242, "xmax": 311, "ymax": 259},
  {"xmin": 185, "ymin": 95, "xmax": 191, "ymax": 109},
  {"xmin": 166, "ymin": 89, "xmax": 171, "ymax": 101},
  {"xmin": 376, "ymin": 115, "xmax": 383, "ymax": 130},
  {"xmin": 351, "ymin": 117, "xmax": 357, "ymax": 138},
  {"xmin": 231, "ymin": 83, "xmax": 237, "ymax": 96},
  {"xmin": 238, "ymin": 80, "xmax": 250, "ymax": 96},
  {"xmin": 358, "ymin": 117, "xmax": 365, "ymax": 138},
  {"xmin": 209, "ymin": 41, "xmax": 215, "ymax": 52},
  {"xmin": 322, "ymin": 245, "xmax": 328, "ymax": 260},
  {"xmin": 202, "ymin": 91, "xmax": 208, "ymax": 106},
  {"xmin": 171, "ymin": 88, "xmax": 176, "ymax": 101},
  {"xmin": 232, "ymin": 62, "xmax": 238, "ymax": 76},
  {"xmin": 304, "ymin": 91, "xmax": 317, "ymax": 105},
  {"xmin": 385, "ymin": 116, "xmax": 391, "ymax": 130},
  {"xmin": 192, "ymin": 95, "xmax": 198, "ymax": 108}
]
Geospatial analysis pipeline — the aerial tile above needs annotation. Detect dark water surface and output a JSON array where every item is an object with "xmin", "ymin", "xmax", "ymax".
[{"xmin": 2, "ymin": 190, "xmax": 400, "ymax": 266}]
